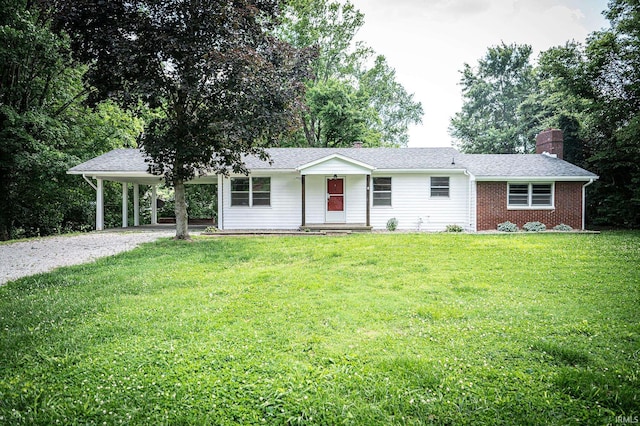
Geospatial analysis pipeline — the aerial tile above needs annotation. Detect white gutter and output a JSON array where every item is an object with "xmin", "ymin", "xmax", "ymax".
[
  {"xmin": 474, "ymin": 176, "xmax": 597, "ymax": 182},
  {"xmin": 582, "ymin": 178, "xmax": 595, "ymax": 230},
  {"xmin": 374, "ymin": 168, "xmax": 466, "ymax": 174},
  {"xmin": 67, "ymin": 171, "xmax": 158, "ymax": 178},
  {"xmin": 82, "ymin": 174, "xmax": 97, "ymax": 191}
]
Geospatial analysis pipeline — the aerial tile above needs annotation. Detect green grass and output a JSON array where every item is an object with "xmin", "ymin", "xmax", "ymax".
[{"xmin": 1, "ymin": 232, "xmax": 639, "ymax": 425}]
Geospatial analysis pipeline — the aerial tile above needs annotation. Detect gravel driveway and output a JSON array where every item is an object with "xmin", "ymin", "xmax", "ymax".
[{"xmin": 0, "ymin": 230, "xmax": 175, "ymax": 285}]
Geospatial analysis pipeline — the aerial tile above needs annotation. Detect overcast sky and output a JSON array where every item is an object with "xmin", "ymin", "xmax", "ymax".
[{"xmin": 347, "ymin": 0, "xmax": 610, "ymax": 147}]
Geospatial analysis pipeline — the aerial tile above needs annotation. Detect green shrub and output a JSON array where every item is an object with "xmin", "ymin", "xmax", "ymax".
[
  {"xmin": 553, "ymin": 223, "xmax": 573, "ymax": 231},
  {"xmin": 497, "ymin": 221, "xmax": 518, "ymax": 232},
  {"xmin": 386, "ymin": 217, "xmax": 398, "ymax": 231},
  {"xmin": 523, "ymin": 221, "xmax": 547, "ymax": 232},
  {"xmin": 445, "ymin": 224, "xmax": 464, "ymax": 232}
]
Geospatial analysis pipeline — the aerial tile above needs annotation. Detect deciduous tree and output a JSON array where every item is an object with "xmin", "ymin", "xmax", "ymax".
[
  {"xmin": 0, "ymin": 0, "xmax": 141, "ymax": 240},
  {"xmin": 449, "ymin": 43, "xmax": 537, "ymax": 153},
  {"xmin": 538, "ymin": 0, "xmax": 640, "ymax": 227},
  {"xmin": 279, "ymin": 0, "xmax": 422, "ymax": 147},
  {"xmin": 52, "ymin": 0, "xmax": 314, "ymax": 239}
]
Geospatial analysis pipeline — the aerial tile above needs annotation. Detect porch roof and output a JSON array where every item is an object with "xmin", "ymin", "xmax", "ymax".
[{"xmin": 295, "ymin": 153, "xmax": 376, "ymax": 175}]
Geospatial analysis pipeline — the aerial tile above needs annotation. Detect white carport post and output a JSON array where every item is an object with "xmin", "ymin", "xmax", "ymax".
[
  {"xmin": 96, "ymin": 178, "xmax": 104, "ymax": 231},
  {"xmin": 122, "ymin": 182, "xmax": 128, "ymax": 228},
  {"xmin": 133, "ymin": 184, "xmax": 140, "ymax": 226},
  {"xmin": 151, "ymin": 185, "xmax": 158, "ymax": 225}
]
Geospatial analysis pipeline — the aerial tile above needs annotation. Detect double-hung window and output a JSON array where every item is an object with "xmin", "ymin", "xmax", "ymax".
[
  {"xmin": 372, "ymin": 177, "xmax": 392, "ymax": 206},
  {"xmin": 231, "ymin": 177, "xmax": 271, "ymax": 207},
  {"xmin": 430, "ymin": 177, "xmax": 450, "ymax": 197},
  {"xmin": 508, "ymin": 183, "xmax": 553, "ymax": 208},
  {"xmin": 252, "ymin": 177, "xmax": 271, "ymax": 206},
  {"xmin": 230, "ymin": 177, "xmax": 250, "ymax": 206}
]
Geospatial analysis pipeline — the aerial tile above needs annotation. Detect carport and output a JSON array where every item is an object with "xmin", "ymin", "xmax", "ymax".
[{"xmin": 67, "ymin": 149, "xmax": 216, "ymax": 230}]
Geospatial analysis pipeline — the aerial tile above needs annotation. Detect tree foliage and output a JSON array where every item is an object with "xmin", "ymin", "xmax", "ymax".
[
  {"xmin": 0, "ymin": 0, "xmax": 142, "ymax": 240},
  {"xmin": 304, "ymin": 79, "xmax": 374, "ymax": 147},
  {"xmin": 51, "ymin": 0, "xmax": 314, "ymax": 238},
  {"xmin": 449, "ymin": 43, "xmax": 538, "ymax": 153},
  {"xmin": 535, "ymin": 0, "xmax": 640, "ymax": 228},
  {"xmin": 279, "ymin": 0, "xmax": 422, "ymax": 147},
  {"xmin": 450, "ymin": 1, "xmax": 640, "ymax": 228}
]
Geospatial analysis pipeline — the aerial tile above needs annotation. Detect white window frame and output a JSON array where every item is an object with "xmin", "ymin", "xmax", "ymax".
[
  {"xmin": 251, "ymin": 177, "xmax": 271, "ymax": 207},
  {"xmin": 372, "ymin": 177, "xmax": 392, "ymax": 207},
  {"xmin": 430, "ymin": 176, "xmax": 450, "ymax": 198},
  {"xmin": 507, "ymin": 182, "xmax": 554, "ymax": 209},
  {"xmin": 230, "ymin": 177, "xmax": 271, "ymax": 207}
]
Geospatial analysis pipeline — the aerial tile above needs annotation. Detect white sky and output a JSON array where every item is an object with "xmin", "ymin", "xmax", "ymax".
[{"xmin": 348, "ymin": 0, "xmax": 610, "ymax": 147}]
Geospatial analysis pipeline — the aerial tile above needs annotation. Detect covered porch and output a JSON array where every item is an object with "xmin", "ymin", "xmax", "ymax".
[{"xmin": 297, "ymin": 153, "xmax": 375, "ymax": 228}]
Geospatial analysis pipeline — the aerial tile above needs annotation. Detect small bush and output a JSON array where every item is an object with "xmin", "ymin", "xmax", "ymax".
[
  {"xmin": 445, "ymin": 224, "xmax": 464, "ymax": 233},
  {"xmin": 523, "ymin": 221, "xmax": 547, "ymax": 232},
  {"xmin": 203, "ymin": 226, "xmax": 219, "ymax": 233},
  {"xmin": 497, "ymin": 221, "xmax": 518, "ymax": 232},
  {"xmin": 553, "ymin": 223, "xmax": 573, "ymax": 231},
  {"xmin": 386, "ymin": 218, "xmax": 398, "ymax": 231}
]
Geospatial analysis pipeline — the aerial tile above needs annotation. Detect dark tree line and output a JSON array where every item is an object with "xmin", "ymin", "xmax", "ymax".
[
  {"xmin": 0, "ymin": 0, "xmax": 144, "ymax": 240},
  {"xmin": 449, "ymin": 0, "xmax": 640, "ymax": 228}
]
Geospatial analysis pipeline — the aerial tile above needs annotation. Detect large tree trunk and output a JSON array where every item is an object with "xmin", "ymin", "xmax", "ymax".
[{"xmin": 174, "ymin": 179, "xmax": 190, "ymax": 240}]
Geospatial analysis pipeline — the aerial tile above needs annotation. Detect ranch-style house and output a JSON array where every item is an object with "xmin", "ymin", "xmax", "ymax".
[{"xmin": 68, "ymin": 129, "xmax": 598, "ymax": 232}]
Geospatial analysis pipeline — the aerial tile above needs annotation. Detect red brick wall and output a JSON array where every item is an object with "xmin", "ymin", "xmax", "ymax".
[{"xmin": 476, "ymin": 181, "xmax": 583, "ymax": 231}]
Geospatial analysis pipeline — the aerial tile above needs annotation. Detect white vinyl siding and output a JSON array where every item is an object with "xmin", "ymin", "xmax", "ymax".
[
  {"xmin": 508, "ymin": 183, "xmax": 553, "ymax": 208},
  {"xmin": 371, "ymin": 173, "xmax": 470, "ymax": 231},
  {"xmin": 222, "ymin": 173, "xmax": 300, "ymax": 229},
  {"xmin": 345, "ymin": 175, "xmax": 366, "ymax": 224},
  {"xmin": 299, "ymin": 157, "xmax": 372, "ymax": 175},
  {"xmin": 222, "ymin": 172, "xmax": 472, "ymax": 232},
  {"xmin": 304, "ymin": 175, "xmax": 325, "ymax": 224}
]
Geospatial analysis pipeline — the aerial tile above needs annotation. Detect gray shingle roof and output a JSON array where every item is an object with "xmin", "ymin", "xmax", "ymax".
[
  {"xmin": 460, "ymin": 154, "xmax": 597, "ymax": 178},
  {"xmin": 68, "ymin": 149, "xmax": 150, "ymax": 173},
  {"xmin": 68, "ymin": 147, "xmax": 598, "ymax": 179},
  {"xmin": 245, "ymin": 147, "xmax": 462, "ymax": 170}
]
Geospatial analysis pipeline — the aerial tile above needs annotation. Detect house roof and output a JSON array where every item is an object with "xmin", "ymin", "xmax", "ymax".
[
  {"xmin": 459, "ymin": 153, "xmax": 597, "ymax": 179},
  {"xmin": 67, "ymin": 147, "xmax": 598, "ymax": 180},
  {"xmin": 68, "ymin": 149, "xmax": 150, "ymax": 173},
  {"xmin": 244, "ymin": 147, "xmax": 463, "ymax": 170}
]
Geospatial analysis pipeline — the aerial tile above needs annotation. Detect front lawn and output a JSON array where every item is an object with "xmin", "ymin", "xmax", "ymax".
[{"xmin": 1, "ymin": 232, "xmax": 638, "ymax": 425}]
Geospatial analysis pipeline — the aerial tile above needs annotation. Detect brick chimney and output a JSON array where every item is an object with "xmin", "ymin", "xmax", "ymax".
[
  {"xmin": 535, "ymin": 129, "xmax": 563, "ymax": 159},
  {"xmin": 352, "ymin": 141, "xmax": 363, "ymax": 148}
]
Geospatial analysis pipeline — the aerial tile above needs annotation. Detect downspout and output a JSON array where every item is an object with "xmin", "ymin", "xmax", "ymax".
[
  {"xmin": 463, "ymin": 170, "xmax": 476, "ymax": 232},
  {"xmin": 582, "ymin": 178, "xmax": 595, "ymax": 231}
]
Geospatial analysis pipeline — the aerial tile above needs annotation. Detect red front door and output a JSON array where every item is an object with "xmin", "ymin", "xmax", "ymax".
[{"xmin": 327, "ymin": 178, "xmax": 344, "ymax": 212}]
